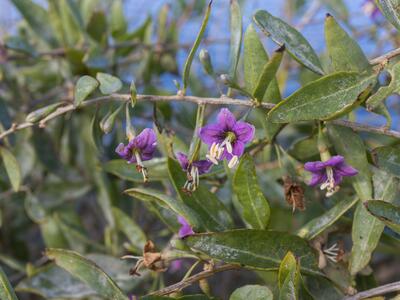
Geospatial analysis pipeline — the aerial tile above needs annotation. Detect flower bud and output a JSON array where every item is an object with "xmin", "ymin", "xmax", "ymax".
[
  {"xmin": 100, "ymin": 104, "xmax": 123, "ymax": 134},
  {"xmin": 130, "ymin": 80, "xmax": 137, "ymax": 107},
  {"xmin": 25, "ymin": 102, "xmax": 64, "ymax": 123},
  {"xmin": 199, "ymin": 49, "xmax": 214, "ymax": 75}
]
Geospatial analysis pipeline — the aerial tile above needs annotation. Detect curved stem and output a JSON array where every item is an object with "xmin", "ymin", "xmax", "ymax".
[{"xmin": 343, "ymin": 281, "xmax": 400, "ymax": 300}]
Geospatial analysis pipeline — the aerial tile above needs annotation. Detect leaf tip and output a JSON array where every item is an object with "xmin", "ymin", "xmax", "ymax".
[{"xmin": 276, "ymin": 44, "xmax": 286, "ymax": 53}]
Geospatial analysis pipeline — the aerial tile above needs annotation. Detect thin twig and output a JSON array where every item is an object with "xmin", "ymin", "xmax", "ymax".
[
  {"xmin": 343, "ymin": 281, "xmax": 400, "ymax": 300},
  {"xmin": 1, "ymin": 93, "xmax": 400, "ymax": 141},
  {"xmin": 370, "ymin": 47, "xmax": 400, "ymax": 65},
  {"xmin": 147, "ymin": 264, "xmax": 239, "ymax": 296}
]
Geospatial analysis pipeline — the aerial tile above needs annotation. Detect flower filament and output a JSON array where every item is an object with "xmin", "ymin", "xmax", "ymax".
[
  {"xmin": 134, "ymin": 150, "xmax": 148, "ymax": 182},
  {"xmin": 320, "ymin": 167, "xmax": 339, "ymax": 197},
  {"xmin": 182, "ymin": 165, "xmax": 200, "ymax": 193},
  {"xmin": 205, "ymin": 132, "xmax": 238, "ymax": 168}
]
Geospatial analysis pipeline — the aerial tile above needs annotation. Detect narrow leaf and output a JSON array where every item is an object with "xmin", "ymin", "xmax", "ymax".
[
  {"xmin": 0, "ymin": 146, "xmax": 22, "ymax": 192},
  {"xmin": 377, "ymin": 0, "xmax": 400, "ymax": 31},
  {"xmin": 269, "ymin": 72, "xmax": 376, "ymax": 123},
  {"xmin": 185, "ymin": 230, "xmax": 320, "ymax": 275},
  {"xmin": 230, "ymin": 285, "xmax": 273, "ymax": 300},
  {"xmin": 365, "ymin": 200, "xmax": 400, "ymax": 234},
  {"xmin": 182, "ymin": 1, "xmax": 212, "ymax": 94},
  {"xmin": 74, "ymin": 75, "xmax": 99, "ymax": 107},
  {"xmin": 0, "ymin": 266, "xmax": 18, "ymax": 300},
  {"xmin": 254, "ymin": 10, "xmax": 323, "ymax": 75},
  {"xmin": 372, "ymin": 145, "xmax": 400, "ymax": 178},
  {"xmin": 229, "ymin": 0, "xmax": 242, "ymax": 80},
  {"xmin": 96, "ymin": 73, "xmax": 123, "ymax": 95},
  {"xmin": 46, "ymin": 249, "xmax": 128, "ymax": 300},
  {"xmin": 233, "ymin": 154, "xmax": 270, "ymax": 229}
]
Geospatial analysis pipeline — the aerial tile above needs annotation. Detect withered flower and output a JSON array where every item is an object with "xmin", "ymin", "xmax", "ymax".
[{"xmin": 283, "ymin": 176, "xmax": 305, "ymax": 212}]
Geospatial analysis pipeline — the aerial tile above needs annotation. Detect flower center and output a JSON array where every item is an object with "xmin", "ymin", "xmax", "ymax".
[
  {"xmin": 319, "ymin": 167, "xmax": 339, "ymax": 197},
  {"xmin": 205, "ymin": 132, "xmax": 238, "ymax": 168},
  {"xmin": 134, "ymin": 150, "xmax": 148, "ymax": 182},
  {"xmin": 183, "ymin": 165, "xmax": 199, "ymax": 193}
]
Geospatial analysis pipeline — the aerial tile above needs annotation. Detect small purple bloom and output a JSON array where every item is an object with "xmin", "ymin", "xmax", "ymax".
[
  {"xmin": 304, "ymin": 155, "xmax": 358, "ymax": 197},
  {"xmin": 199, "ymin": 108, "xmax": 255, "ymax": 168},
  {"xmin": 115, "ymin": 128, "xmax": 157, "ymax": 164},
  {"xmin": 177, "ymin": 216, "xmax": 194, "ymax": 238},
  {"xmin": 176, "ymin": 152, "xmax": 213, "ymax": 175},
  {"xmin": 169, "ymin": 259, "xmax": 183, "ymax": 272},
  {"xmin": 362, "ymin": 0, "xmax": 381, "ymax": 20}
]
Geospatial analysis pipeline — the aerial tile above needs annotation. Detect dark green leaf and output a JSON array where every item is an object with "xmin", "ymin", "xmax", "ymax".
[
  {"xmin": 111, "ymin": 0, "xmax": 127, "ymax": 38},
  {"xmin": 86, "ymin": 10, "xmax": 108, "ymax": 44},
  {"xmin": 233, "ymin": 154, "xmax": 270, "ymax": 229},
  {"xmin": 96, "ymin": 73, "xmax": 123, "ymax": 95},
  {"xmin": 229, "ymin": 0, "xmax": 242, "ymax": 80},
  {"xmin": 0, "ymin": 146, "xmax": 22, "ymax": 192},
  {"xmin": 32, "ymin": 129, "xmax": 62, "ymax": 176},
  {"xmin": 269, "ymin": 72, "xmax": 376, "ymax": 123},
  {"xmin": 103, "ymin": 158, "xmax": 168, "ymax": 182},
  {"xmin": 0, "ymin": 266, "xmax": 18, "ymax": 300},
  {"xmin": 46, "ymin": 249, "xmax": 128, "ymax": 300},
  {"xmin": 4, "ymin": 36, "xmax": 37, "ymax": 56},
  {"xmin": 185, "ymin": 230, "xmax": 320, "ymax": 275},
  {"xmin": 167, "ymin": 158, "xmax": 233, "ymax": 231},
  {"xmin": 297, "ymin": 197, "xmax": 358, "ymax": 240},
  {"xmin": 230, "ymin": 285, "xmax": 273, "ymax": 300},
  {"xmin": 372, "ymin": 145, "xmax": 400, "ymax": 178},
  {"xmin": 365, "ymin": 200, "xmax": 400, "ymax": 234},
  {"xmin": 254, "ymin": 10, "xmax": 323, "ymax": 75},
  {"xmin": 74, "ymin": 75, "xmax": 99, "ymax": 107}
]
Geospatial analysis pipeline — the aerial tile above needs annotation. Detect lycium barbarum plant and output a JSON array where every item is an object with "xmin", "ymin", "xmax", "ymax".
[{"xmin": 2, "ymin": 0, "xmax": 400, "ymax": 299}]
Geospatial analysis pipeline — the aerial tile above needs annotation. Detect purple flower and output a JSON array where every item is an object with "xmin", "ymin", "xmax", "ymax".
[
  {"xmin": 177, "ymin": 216, "xmax": 194, "ymax": 238},
  {"xmin": 304, "ymin": 155, "xmax": 358, "ymax": 197},
  {"xmin": 169, "ymin": 259, "xmax": 183, "ymax": 272},
  {"xmin": 199, "ymin": 108, "xmax": 255, "ymax": 168},
  {"xmin": 176, "ymin": 152, "xmax": 213, "ymax": 175},
  {"xmin": 115, "ymin": 128, "xmax": 157, "ymax": 182},
  {"xmin": 362, "ymin": 0, "xmax": 381, "ymax": 20}
]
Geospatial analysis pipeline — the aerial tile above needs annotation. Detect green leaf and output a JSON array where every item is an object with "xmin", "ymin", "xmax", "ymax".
[
  {"xmin": 103, "ymin": 158, "xmax": 168, "ymax": 182},
  {"xmin": 297, "ymin": 197, "xmax": 358, "ymax": 240},
  {"xmin": 0, "ymin": 266, "xmax": 18, "ymax": 300},
  {"xmin": 112, "ymin": 207, "xmax": 147, "ymax": 253},
  {"xmin": 26, "ymin": 102, "xmax": 64, "ymax": 123},
  {"xmin": 182, "ymin": 1, "xmax": 212, "ymax": 94},
  {"xmin": 40, "ymin": 215, "xmax": 69, "ymax": 248},
  {"xmin": 86, "ymin": 10, "xmax": 108, "ymax": 44},
  {"xmin": 4, "ymin": 35, "xmax": 37, "ymax": 56},
  {"xmin": 185, "ymin": 230, "xmax": 320, "ymax": 275},
  {"xmin": 269, "ymin": 72, "xmax": 376, "ymax": 123},
  {"xmin": 0, "ymin": 146, "xmax": 22, "ymax": 192},
  {"xmin": 31, "ymin": 129, "xmax": 62, "ymax": 176},
  {"xmin": 377, "ymin": 0, "xmax": 400, "ymax": 31},
  {"xmin": 278, "ymin": 252, "xmax": 300, "ymax": 300},
  {"xmin": 111, "ymin": 0, "xmax": 127, "ymax": 38},
  {"xmin": 278, "ymin": 251, "xmax": 297, "ymax": 289},
  {"xmin": 253, "ymin": 10, "xmax": 323, "ymax": 75},
  {"xmin": 230, "ymin": 285, "xmax": 273, "ymax": 300},
  {"xmin": 46, "ymin": 249, "xmax": 128, "ymax": 300},
  {"xmin": 167, "ymin": 158, "xmax": 233, "ymax": 231},
  {"xmin": 233, "ymin": 154, "xmax": 270, "ymax": 229},
  {"xmin": 372, "ymin": 146, "xmax": 400, "ymax": 178},
  {"xmin": 253, "ymin": 46, "xmax": 284, "ymax": 103},
  {"xmin": 25, "ymin": 194, "xmax": 47, "ymax": 223},
  {"xmin": 74, "ymin": 75, "xmax": 99, "ymax": 107},
  {"xmin": 365, "ymin": 200, "xmax": 400, "ymax": 234},
  {"xmin": 229, "ymin": 0, "xmax": 242, "ymax": 80},
  {"xmin": 11, "ymin": 0, "xmax": 56, "ymax": 45},
  {"xmin": 321, "ymin": 0, "xmax": 349, "ymax": 21},
  {"xmin": 325, "ymin": 14, "xmax": 372, "ymax": 73},
  {"xmin": 327, "ymin": 124, "xmax": 372, "ymax": 201},
  {"xmin": 96, "ymin": 73, "xmax": 123, "ymax": 95},
  {"xmin": 349, "ymin": 170, "xmax": 398, "ymax": 275}
]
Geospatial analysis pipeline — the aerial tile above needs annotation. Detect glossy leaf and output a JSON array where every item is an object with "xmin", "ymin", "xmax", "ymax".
[
  {"xmin": 297, "ymin": 197, "xmax": 358, "ymax": 240},
  {"xmin": 350, "ymin": 170, "xmax": 398, "ymax": 275},
  {"xmin": 229, "ymin": 0, "xmax": 242, "ymax": 80},
  {"xmin": 365, "ymin": 200, "xmax": 400, "ymax": 234},
  {"xmin": 233, "ymin": 154, "xmax": 270, "ymax": 229},
  {"xmin": 377, "ymin": 0, "xmax": 400, "ymax": 31},
  {"xmin": 74, "ymin": 75, "xmax": 99, "ymax": 107},
  {"xmin": 112, "ymin": 207, "xmax": 147, "ymax": 253},
  {"xmin": 96, "ymin": 73, "xmax": 123, "ymax": 95},
  {"xmin": 0, "ymin": 146, "xmax": 22, "ymax": 192},
  {"xmin": 278, "ymin": 252, "xmax": 300, "ymax": 300},
  {"xmin": 182, "ymin": 1, "xmax": 212, "ymax": 94},
  {"xmin": 103, "ymin": 158, "xmax": 168, "ymax": 182},
  {"xmin": 167, "ymin": 158, "xmax": 233, "ymax": 231},
  {"xmin": 325, "ymin": 14, "xmax": 372, "ymax": 73},
  {"xmin": 185, "ymin": 230, "xmax": 320, "ymax": 275},
  {"xmin": 278, "ymin": 251, "xmax": 297, "ymax": 289},
  {"xmin": 372, "ymin": 145, "xmax": 400, "ymax": 178},
  {"xmin": 46, "ymin": 249, "xmax": 128, "ymax": 300},
  {"xmin": 0, "ymin": 266, "xmax": 18, "ymax": 300},
  {"xmin": 269, "ymin": 72, "xmax": 376, "ymax": 123},
  {"xmin": 253, "ymin": 10, "xmax": 323, "ymax": 75},
  {"xmin": 230, "ymin": 285, "xmax": 273, "ymax": 300}
]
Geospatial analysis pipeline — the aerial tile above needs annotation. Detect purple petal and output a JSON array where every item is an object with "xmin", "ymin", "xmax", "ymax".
[
  {"xmin": 333, "ymin": 172, "xmax": 343, "ymax": 186},
  {"xmin": 133, "ymin": 128, "xmax": 157, "ymax": 151},
  {"xmin": 232, "ymin": 140, "xmax": 245, "ymax": 157},
  {"xmin": 304, "ymin": 161, "xmax": 326, "ymax": 172},
  {"xmin": 199, "ymin": 123, "xmax": 224, "ymax": 145},
  {"xmin": 308, "ymin": 172, "xmax": 326, "ymax": 186},
  {"xmin": 335, "ymin": 163, "xmax": 358, "ymax": 177},
  {"xmin": 233, "ymin": 121, "xmax": 255, "ymax": 143},
  {"xmin": 177, "ymin": 216, "xmax": 194, "ymax": 238},
  {"xmin": 217, "ymin": 108, "xmax": 236, "ymax": 130},
  {"xmin": 170, "ymin": 260, "xmax": 183, "ymax": 272},
  {"xmin": 323, "ymin": 155, "xmax": 345, "ymax": 167},
  {"xmin": 176, "ymin": 152, "xmax": 189, "ymax": 171},
  {"xmin": 192, "ymin": 159, "xmax": 213, "ymax": 174},
  {"xmin": 116, "ymin": 143, "xmax": 126, "ymax": 157}
]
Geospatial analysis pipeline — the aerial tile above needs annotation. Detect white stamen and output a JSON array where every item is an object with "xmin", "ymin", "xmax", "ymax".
[
  {"xmin": 206, "ymin": 154, "xmax": 219, "ymax": 165},
  {"xmin": 320, "ymin": 167, "xmax": 339, "ymax": 197},
  {"xmin": 228, "ymin": 155, "xmax": 239, "ymax": 168},
  {"xmin": 226, "ymin": 141, "xmax": 233, "ymax": 154}
]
